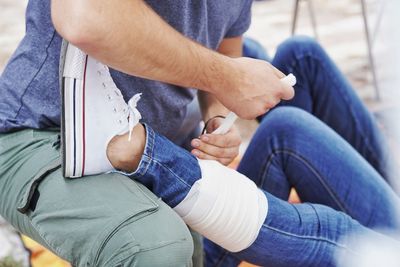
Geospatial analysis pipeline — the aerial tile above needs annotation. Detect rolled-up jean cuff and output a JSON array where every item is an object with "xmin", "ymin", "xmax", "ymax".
[
  {"xmin": 113, "ymin": 123, "xmax": 201, "ymax": 207},
  {"xmin": 113, "ymin": 123, "xmax": 155, "ymax": 178}
]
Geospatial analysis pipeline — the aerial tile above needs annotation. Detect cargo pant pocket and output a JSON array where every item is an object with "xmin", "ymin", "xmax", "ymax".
[{"xmin": 18, "ymin": 170, "xmax": 160, "ymax": 267}]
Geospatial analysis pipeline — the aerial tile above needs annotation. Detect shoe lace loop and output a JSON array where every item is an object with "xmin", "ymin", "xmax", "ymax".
[
  {"xmin": 127, "ymin": 93, "xmax": 142, "ymax": 141},
  {"xmin": 96, "ymin": 62, "xmax": 142, "ymax": 141}
]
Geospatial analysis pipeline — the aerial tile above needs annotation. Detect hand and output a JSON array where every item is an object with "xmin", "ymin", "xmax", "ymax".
[
  {"xmin": 191, "ymin": 117, "xmax": 241, "ymax": 166},
  {"xmin": 212, "ymin": 57, "xmax": 295, "ymax": 120}
]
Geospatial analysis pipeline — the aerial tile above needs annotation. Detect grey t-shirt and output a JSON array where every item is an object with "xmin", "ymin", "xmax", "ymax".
[{"xmin": 0, "ymin": 0, "xmax": 252, "ymax": 141}]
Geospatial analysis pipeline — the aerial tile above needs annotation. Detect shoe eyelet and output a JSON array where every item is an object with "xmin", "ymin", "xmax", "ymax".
[
  {"xmin": 113, "ymin": 107, "xmax": 117, "ymax": 113},
  {"xmin": 102, "ymin": 82, "xmax": 107, "ymax": 89},
  {"xmin": 118, "ymin": 119, "xmax": 123, "ymax": 124},
  {"xmin": 107, "ymin": 95, "xmax": 112, "ymax": 101}
]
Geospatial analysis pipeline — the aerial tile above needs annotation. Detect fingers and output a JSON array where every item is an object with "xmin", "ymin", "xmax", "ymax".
[
  {"xmin": 191, "ymin": 128, "xmax": 241, "ymax": 166},
  {"xmin": 198, "ymin": 131, "xmax": 241, "ymax": 148},
  {"xmin": 272, "ymin": 66, "xmax": 295, "ymax": 100},
  {"xmin": 280, "ymin": 83, "xmax": 295, "ymax": 100},
  {"xmin": 191, "ymin": 152, "xmax": 234, "ymax": 166},
  {"xmin": 192, "ymin": 139, "xmax": 239, "ymax": 158},
  {"xmin": 191, "ymin": 146, "xmax": 238, "ymax": 166},
  {"xmin": 271, "ymin": 65, "xmax": 286, "ymax": 79}
]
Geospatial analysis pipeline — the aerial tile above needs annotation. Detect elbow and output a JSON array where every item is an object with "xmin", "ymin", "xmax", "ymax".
[{"xmin": 51, "ymin": 0, "xmax": 100, "ymax": 49}]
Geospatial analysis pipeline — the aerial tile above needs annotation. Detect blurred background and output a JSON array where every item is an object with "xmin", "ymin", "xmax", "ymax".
[
  {"xmin": 240, "ymin": 0, "xmax": 400, "ymax": 157},
  {"xmin": 1, "ymin": 0, "xmax": 399, "ymax": 266}
]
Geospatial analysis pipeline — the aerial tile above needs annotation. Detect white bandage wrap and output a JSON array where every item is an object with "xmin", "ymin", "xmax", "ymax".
[{"xmin": 174, "ymin": 160, "xmax": 268, "ymax": 252}]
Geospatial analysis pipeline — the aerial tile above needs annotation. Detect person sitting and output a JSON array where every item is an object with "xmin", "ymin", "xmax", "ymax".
[{"xmin": 60, "ymin": 43, "xmax": 400, "ymax": 267}]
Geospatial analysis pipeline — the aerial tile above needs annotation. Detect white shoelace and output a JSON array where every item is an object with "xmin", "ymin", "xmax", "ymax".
[
  {"xmin": 127, "ymin": 93, "xmax": 142, "ymax": 141},
  {"xmin": 96, "ymin": 62, "xmax": 142, "ymax": 141}
]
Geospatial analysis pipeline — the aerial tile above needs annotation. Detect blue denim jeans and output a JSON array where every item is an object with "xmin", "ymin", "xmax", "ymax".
[
  {"xmin": 243, "ymin": 37, "xmax": 271, "ymax": 62},
  {"xmin": 203, "ymin": 36, "xmax": 399, "ymax": 266},
  {"xmin": 267, "ymin": 36, "xmax": 392, "ymax": 182},
  {"xmin": 127, "ymin": 36, "xmax": 400, "ymax": 266},
  {"xmin": 129, "ymin": 115, "xmax": 399, "ymax": 267}
]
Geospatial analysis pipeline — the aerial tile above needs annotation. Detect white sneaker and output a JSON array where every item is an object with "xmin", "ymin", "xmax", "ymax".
[{"xmin": 60, "ymin": 42, "xmax": 142, "ymax": 178}]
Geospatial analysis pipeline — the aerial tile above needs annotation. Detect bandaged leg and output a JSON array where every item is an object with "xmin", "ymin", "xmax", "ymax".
[
  {"xmin": 174, "ymin": 160, "xmax": 268, "ymax": 253},
  {"xmin": 126, "ymin": 126, "xmax": 268, "ymax": 252}
]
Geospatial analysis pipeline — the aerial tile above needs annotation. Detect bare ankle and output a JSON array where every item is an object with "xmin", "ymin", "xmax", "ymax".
[{"xmin": 107, "ymin": 124, "xmax": 146, "ymax": 172}]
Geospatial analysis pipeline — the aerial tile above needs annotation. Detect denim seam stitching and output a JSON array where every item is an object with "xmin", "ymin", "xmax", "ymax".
[
  {"xmin": 140, "ymin": 124, "xmax": 156, "ymax": 177},
  {"xmin": 140, "ymin": 125, "xmax": 191, "ymax": 188},
  {"xmin": 288, "ymin": 53, "xmax": 380, "ymax": 165},
  {"xmin": 308, "ymin": 203, "xmax": 322, "ymax": 233},
  {"xmin": 260, "ymin": 148, "xmax": 349, "ymax": 214},
  {"xmin": 126, "ymin": 125, "xmax": 155, "ymax": 178},
  {"xmin": 215, "ymin": 251, "xmax": 230, "ymax": 267},
  {"xmin": 151, "ymin": 159, "xmax": 192, "ymax": 189},
  {"xmin": 139, "ymin": 124, "xmax": 156, "ymax": 178},
  {"xmin": 272, "ymin": 149, "xmax": 348, "ymax": 212},
  {"xmin": 262, "ymin": 224, "xmax": 358, "ymax": 255},
  {"xmin": 259, "ymin": 149, "xmax": 278, "ymax": 192},
  {"xmin": 147, "ymin": 125, "xmax": 156, "ymax": 159}
]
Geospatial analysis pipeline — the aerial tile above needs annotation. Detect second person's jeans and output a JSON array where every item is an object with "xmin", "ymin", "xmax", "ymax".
[
  {"xmin": 126, "ymin": 36, "xmax": 399, "ymax": 266},
  {"xmin": 127, "ymin": 112, "xmax": 399, "ymax": 266},
  {"xmin": 205, "ymin": 36, "xmax": 398, "ymax": 266},
  {"xmin": 267, "ymin": 36, "xmax": 391, "ymax": 182}
]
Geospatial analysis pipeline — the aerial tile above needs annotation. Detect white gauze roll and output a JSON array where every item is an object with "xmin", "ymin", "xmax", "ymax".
[{"xmin": 174, "ymin": 159, "xmax": 268, "ymax": 252}]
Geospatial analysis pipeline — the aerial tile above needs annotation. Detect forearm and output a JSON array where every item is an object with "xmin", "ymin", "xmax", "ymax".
[
  {"xmin": 51, "ymin": 0, "xmax": 238, "ymax": 94},
  {"xmin": 199, "ymin": 36, "xmax": 243, "ymax": 121}
]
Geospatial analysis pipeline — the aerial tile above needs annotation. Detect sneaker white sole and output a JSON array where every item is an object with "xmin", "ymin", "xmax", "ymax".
[{"xmin": 60, "ymin": 41, "xmax": 88, "ymax": 178}]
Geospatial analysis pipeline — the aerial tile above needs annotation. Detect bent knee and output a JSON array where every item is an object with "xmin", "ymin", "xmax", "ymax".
[
  {"xmin": 260, "ymin": 107, "xmax": 323, "ymax": 139},
  {"xmin": 261, "ymin": 107, "xmax": 311, "ymax": 130},
  {"xmin": 95, "ymin": 202, "xmax": 194, "ymax": 267}
]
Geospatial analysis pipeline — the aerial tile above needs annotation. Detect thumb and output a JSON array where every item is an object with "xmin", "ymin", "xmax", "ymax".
[{"xmin": 272, "ymin": 66, "xmax": 295, "ymax": 100}]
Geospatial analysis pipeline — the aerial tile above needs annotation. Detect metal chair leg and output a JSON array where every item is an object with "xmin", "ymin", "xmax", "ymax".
[
  {"xmin": 307, "ymin": 0, "xmax": 319, "ymax": 40},
  {"xmin": 291, "ymin": 0, "xmax": 318, "ymax": 40},
  {"xmin": 371, "ymin": 0, "xmax": 387, "ymax": 48},
  {"xmin": 291, "ymin": 0, "xmax": 301, "ymax": 35},
  {"xmin": 361, "ymin": 0, "xmax": 381, "ymax": 100}
]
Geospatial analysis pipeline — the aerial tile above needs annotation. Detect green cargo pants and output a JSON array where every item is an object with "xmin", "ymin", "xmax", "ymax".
[{"xmin": 0, "ymin": 129, "xmax": 202, "ymax": 266}]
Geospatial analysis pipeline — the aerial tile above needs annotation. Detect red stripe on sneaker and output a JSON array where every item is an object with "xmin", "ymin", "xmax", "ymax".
[
  {"xmin": 82, "ymin": 55, "xmax": 88, "ymax": 176},
  {"xmin": 72, "ymin": 79, "xmax": 77, "ymax": 177}
]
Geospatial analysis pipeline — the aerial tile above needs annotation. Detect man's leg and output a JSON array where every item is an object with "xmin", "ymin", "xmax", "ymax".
[
  {"xmin": 268, "ymin": 36, "xmax": 391, "ymax": 181},
  {"xmin": 204, "ymin": 107, "xmax": 400, "ymax": 267},
  {"xmin": 0, "ymin": 130, "xmax": 193, "ymax": 267},
  {"xmin": 105, "ymin": 114, "xmax": 400, "ymax": 266}
]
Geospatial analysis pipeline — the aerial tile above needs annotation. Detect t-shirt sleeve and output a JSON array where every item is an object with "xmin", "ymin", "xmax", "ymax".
[{"xmin": 225, "ymin": 0, "xmax": 253, "ymax": 38}]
